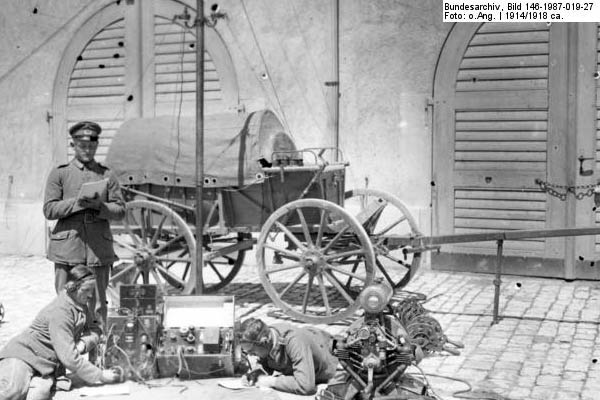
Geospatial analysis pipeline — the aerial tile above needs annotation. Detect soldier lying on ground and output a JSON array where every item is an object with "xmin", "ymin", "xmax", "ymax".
[
  {"xmin": 237, "ymin": 317, "xmax": 339, "ymax": 395},
  {"xmin": 0, "ymin": 265, "xmax": 120, "ymax": 400}
]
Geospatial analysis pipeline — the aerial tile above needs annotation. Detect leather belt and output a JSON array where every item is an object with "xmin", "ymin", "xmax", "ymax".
[
  {"xmin": 83, "ymin": 211, "xmax": 98, "ymax": 224},
  {"xmin": 70, "ymin": 210, "xmax": 100, "ymax": 224}
]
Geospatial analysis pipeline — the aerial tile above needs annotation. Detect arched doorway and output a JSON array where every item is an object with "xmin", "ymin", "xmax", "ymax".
[
  {"xmin": 432, "ymin": 22, "xmax": 599, "ymax": 279},
  {"xmin": 51, "ymin": 0, "xmax": 239, "ymax": 163}
]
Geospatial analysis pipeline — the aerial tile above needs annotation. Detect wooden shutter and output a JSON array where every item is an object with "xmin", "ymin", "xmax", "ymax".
[
  {"xmin": 451, "ymin": 22, "xmax": 550, "ymax": 255},
  {"xmin": 154, "ymin": 16, "xmax": 223, "ymax": 116},
  {"xmin": 66, "ymin": 19, "xmax": 126, "ymax": 162}
]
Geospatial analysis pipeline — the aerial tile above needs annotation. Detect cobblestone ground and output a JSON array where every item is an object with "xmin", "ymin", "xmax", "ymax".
[{"xmin": 2, "ymin": 255, "xmax": 600, "ymax": 400}]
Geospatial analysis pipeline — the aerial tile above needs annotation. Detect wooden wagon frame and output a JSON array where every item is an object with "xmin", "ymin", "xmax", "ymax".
[
  {"xmin": 105, "ymin": 110, "xmax": 423, "ymax": 324},
  {"xmin": 104, "ymin": 110, "xmax": 600, "ymax": 325}
]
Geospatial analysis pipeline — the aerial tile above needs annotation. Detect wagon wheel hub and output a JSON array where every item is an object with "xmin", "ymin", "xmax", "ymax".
[
  {"xmin": 133, "ymin": 250, "xmax": 155, "ymax": 271},
  {"xmin": 303, "ymin": 250, "xmax": 327, "ymax": 274}
]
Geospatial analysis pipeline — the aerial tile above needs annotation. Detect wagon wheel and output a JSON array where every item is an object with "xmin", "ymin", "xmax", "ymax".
[
  {"xmin": 108, "ymin": 200, "xmax": 196, "ymax": 304},
  {"xmin": 256, "ymin": 199, "xmax": 375, "ymax": 324},
  {"xmin": 344, "ymin": 189, "xmax": 422, "ymax": 290}
]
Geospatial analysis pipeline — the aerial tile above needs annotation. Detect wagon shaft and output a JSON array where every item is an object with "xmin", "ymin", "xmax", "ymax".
[{"xmin": 383, "ymin": 226, "xmax": 600, "ymax": 250}]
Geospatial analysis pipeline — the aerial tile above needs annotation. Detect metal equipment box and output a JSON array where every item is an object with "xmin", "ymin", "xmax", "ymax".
[
  {"xmin": 104, "ymin": 313, "xmax": 161, "ymax": 380},
  {"xmin": 155, "ymin": 295, "xmax": 236, "ymax": 379},
  {"xmin": 119, "ymin": 284, "xmax": 159, "ymax": 315}
]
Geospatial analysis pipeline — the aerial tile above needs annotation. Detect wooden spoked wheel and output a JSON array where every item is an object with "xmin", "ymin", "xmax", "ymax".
[
  {"xmin": 344, "ymin": 188, "xmax": 423, "ymax": 290},
  {"xmin": 109, "ymin": 200, "xmax": 196, "ymax": 304},
  {"xmin": 109, "ymin": 200, "xmax": 249, "ymax": 304},
  {"xmin": 256, "ymin": 199, "xmax": 375, "ymax": 324}
]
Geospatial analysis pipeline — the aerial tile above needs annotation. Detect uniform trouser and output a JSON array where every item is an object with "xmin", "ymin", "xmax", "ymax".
[
  {"xmin": 54, "ymin": 263, "xmax": 110, "ymax": 327},
  {"xmin": 0, "ymin": 358, "xmax": 54, "ymax": 400}
]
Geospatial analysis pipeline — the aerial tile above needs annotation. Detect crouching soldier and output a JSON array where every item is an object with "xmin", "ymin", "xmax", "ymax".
[
  {"xmin": 0, "ymin": 265, "xmax": 120, "ymax": 400},
  {"xmin": 237, "ymin": 317, "xmax": 339, "ymax": 395}
]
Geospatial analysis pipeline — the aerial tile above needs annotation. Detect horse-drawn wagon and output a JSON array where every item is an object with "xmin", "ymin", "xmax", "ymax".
[{"xmin": 105, "ymin": 110, "xmax": 422, "ymax": 323}]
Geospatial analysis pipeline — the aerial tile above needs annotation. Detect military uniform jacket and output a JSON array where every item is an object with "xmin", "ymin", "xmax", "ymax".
[
  {"xmin": 0, "ymin": 291, "xmax": 103, "ymax": 383},
  {"xmin": 44, "ymin": 158, "xmax": 126, "ymax": 266},
  {"xmin": 260, "ymin": 323, "xmax": 338, "ymax": 395}
]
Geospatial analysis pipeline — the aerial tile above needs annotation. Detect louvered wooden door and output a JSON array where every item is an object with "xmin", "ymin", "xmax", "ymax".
[{"xmin": 433, "ymin": 23, "xmax": 598, "ymax": 279}]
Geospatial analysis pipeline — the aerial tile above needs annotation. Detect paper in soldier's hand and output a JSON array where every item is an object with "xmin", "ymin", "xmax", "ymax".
[
  {"xmin": 77, "ymin": 179, "xmax": 108, "ymax": 201},
  {"xmin": 78, "ymin": 195, "xmax": 102, "ymax": 210},
  {"xmin": 73, "ymin": 179, "xmax": 108, "ymax": 211}
]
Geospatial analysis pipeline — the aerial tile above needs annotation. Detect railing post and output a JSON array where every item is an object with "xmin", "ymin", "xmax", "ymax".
[{"xmin": 492, "ymin": 239, "xmax": 504, "ymax": 325}]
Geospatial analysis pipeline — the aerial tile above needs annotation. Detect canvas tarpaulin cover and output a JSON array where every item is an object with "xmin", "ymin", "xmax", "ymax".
[{"xmin": 105, "ymin": 109, "xmax": 295, "ymax": 188}]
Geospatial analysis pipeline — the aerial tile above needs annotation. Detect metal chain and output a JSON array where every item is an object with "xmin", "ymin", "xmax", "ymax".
[{"xmin": 535, "ymin": 179, "xmax": 597, "ymax": 201}]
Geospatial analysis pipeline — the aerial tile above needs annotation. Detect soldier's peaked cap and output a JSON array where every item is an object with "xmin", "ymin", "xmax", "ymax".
[{"xmin": 69, "ymin": 121, "xmax": 101, "ymax": 141}]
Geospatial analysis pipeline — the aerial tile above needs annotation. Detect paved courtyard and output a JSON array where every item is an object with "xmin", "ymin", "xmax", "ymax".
[{"xmin": 1, "ymin": 255, "xmax": 600, "ymax": 399}]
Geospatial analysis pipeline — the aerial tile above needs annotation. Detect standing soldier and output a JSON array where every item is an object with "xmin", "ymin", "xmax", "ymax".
[{"xmin": 43, "ymin": 121, "xmax": 126, "ymax": 327}]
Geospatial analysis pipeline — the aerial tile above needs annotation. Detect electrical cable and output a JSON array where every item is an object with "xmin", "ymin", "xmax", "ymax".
[
  {"xmin": 239, "ymin": 0, "xmax": 293, "ymax": 137},
  {"xmin": 177, "ymin": 345, "xmax": 184, "ymax": 377},
  {"xmin": 111, "ymin": 340, "xmax": 149, "ymax": 385},
  {"xmin": 392, "ymin": 290, "xmax": 428, "ymax": 302},
  {"xmin": 425, "ymin": 309, "xmax": 600, "ymax": 326},
  {"xmin": 409, "ymin": 364, "xmax": 444, "ymax": 400},
  {"xmin": 220, "ymin": 19, "xmax": 284, "ymax": 122},
  {"xmin": 421, "ymin": 293, "xmax": 443, "ymax": 303},
  {"xmin": 170, "ymin": 20, "xmax": 191, "ymax": 183},
  {"xmin": 422, "ymin": 372, "xmax": 507, "ymax": 400},
  {"xmin": 253, "ymin": 0, "xmax": 329, "ymax": 142},
  {"xmin": 98, "ymin": 322, "xmax": 118, "ymax": 369},
  {"xmin": 236, "ymin": 304, "xmax": 267, "ymax": 320},
  {"xmin": 105, "ymin": 319, "xmax": 159, "ymax": 383},
  {"xmin": 255, "ymin": 0, "xmax": 327, "ymax": 141}
]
